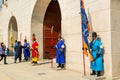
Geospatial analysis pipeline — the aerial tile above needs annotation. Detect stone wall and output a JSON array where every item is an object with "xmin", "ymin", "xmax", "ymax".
[
  {"xmin": 111, "ymin": 0, "xmax": 120, "ymax": 77},
  {"xmin": 0, "ymin": 0, "xmax": 35, "ymax": 45},
  {"xmin": 0, "ymin": 0, "xmax": 114, "ymax": 78}
]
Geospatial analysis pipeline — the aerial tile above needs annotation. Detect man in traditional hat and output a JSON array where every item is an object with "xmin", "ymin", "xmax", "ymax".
[
  {"xmin": 31, "ymin": 35, "xmax": 39, "ymax": 64},
  {"xmin": 23, "ymin": 39, "xmax": 30, "ymax": 61},
  {"xmin": 54, "ymin": 36, "xmax": 65, "ymax": 68},
  {"xmin": 89, "ymin": 32, "xmax": 104, "ymax": 77}
]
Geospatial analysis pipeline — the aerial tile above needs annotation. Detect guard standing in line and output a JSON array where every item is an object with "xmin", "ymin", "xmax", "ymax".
[
  {"xmin": 55, "ymin": 36, "xmax": 65, "ymax": 69},
  {"xmin": 89, "ymin": 32, "xmax": 104, "ymax": 77},
  {"xmin": 23, "ymin": 39, "xmax": 30, "ymax": 61},
  {"xmin": 31, "ymin": 35, "xmax": 39, "ymax": 64},
  {"xmin": 14, "ymin": 40, "xmax": 18, "ymax": 59}
]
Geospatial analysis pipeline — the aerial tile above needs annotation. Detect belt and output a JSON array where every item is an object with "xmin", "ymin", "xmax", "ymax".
[{"xmin": 92, "ymin": 50, "xmax": 98, "ymax": 52}]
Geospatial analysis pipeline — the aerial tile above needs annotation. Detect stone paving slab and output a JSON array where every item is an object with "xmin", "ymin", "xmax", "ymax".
[
  {"xmin": 82, "ymin": 75, "xmax": 106, "ymax": 80},
  {"xmin": 0, "ymin": 57, "xmax": 87, "ymax": 80},
  {"xmin": 1, "ymin": 57, "xmax": 120, "ymax": 80}
]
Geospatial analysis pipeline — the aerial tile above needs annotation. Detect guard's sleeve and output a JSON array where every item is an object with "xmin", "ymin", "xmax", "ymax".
[
  {"xmin": 89, "ymin": 41, "xmax": 92, "ymax": 50},
  {"xmin": 61, "ymin": 44, "xmax": 65, "ymax": 48},
  {"xmin": 35, "ymin": 46, "xmax": 38, "ymax": 49},
  {"xmin": 97, "ymin": 40, "xmax": 103, "ymax": 55},
  {"xmin": 55, "ymin": 45, "xmax": 57, "ymax": 48}
]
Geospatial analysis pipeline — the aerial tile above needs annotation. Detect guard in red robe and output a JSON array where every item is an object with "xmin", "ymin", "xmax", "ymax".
[{"xmin": 31, "ymin": 38, "xmax": 39, "ymax": 64}]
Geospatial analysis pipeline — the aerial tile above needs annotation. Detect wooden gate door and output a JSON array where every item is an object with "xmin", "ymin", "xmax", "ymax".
[{"xmin": 43, "ymin": 1, "xmax": 61, "ymax": 59}]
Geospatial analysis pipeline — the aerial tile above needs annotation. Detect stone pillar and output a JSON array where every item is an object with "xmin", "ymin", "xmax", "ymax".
[
  {"xmin": 31, "ymin": 0, "xmax": 51, "ymax": 60},
  {"xmin": 111, "ymin": 0, "xmax": 120, "ymax": 77}
]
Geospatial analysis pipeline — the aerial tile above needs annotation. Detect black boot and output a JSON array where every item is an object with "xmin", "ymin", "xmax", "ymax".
[
  {"xmin": 4, "ymin": 56, "xmax": 7, "ymax": 64},
  {"xmin": 14, "ymin": 59, "xmax": 17, "ymax": 63},
  {"xmin": 90, "ymin": 70, "xmax": 96, "ymax": 75},
  {"xmin": 61, "ymin": 64, "xmax": 64, "ymax": 68},
  {"xmin": 34, "ymin": 62, "xmax": 38, "ymax": 64},
  {"xmin": 97, "ymin": 71, "xmax": 101, "ymax": 77},
  {"xmin": 31, "ymin": 61, "xmax": 34, "ymax": 64},
  {"xmin": 4, "ymin": 62, "xmax": 8, "ymax": 64},
  {"xmin": 57, "ymin": 63, "xmax": 61, "ymax": 68}
]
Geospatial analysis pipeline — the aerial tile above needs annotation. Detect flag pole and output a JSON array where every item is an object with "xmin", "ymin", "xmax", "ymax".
[
  {"xmin": 80, "ymin": 0, "xmax": 94, "ymax": 76},
  {"xmin": 80, "ymin": 0, "xmax": 86, "ymax": 76},
  {"xmin": 82, "ymin": 38, "xmax": 86, "ymax": 76}
]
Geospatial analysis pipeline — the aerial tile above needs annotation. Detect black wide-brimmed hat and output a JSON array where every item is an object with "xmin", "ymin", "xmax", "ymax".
[{"xmin": 92, "ymin": 32, "xmax": 97, "ymax": 37}]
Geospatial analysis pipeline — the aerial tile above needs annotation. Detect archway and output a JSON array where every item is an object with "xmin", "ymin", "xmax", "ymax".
[
  {"xmin": 31, "ymin": 0, "xmax": 62, "ymax": 59},
  {"xmin": 31, "ymin": 0, "xmax": 51, "ymax": 60},
  {"xmin": 8, "ymin": 16, "xmax": 18, "ymax": 55},
  {"xmin": 43, "ymin": 0, "xmax": 61, "ymax": 59}
]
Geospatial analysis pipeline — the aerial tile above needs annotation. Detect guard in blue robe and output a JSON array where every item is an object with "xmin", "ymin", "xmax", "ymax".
[
  {"xmin": 55, "ymin": 37, "xmax": 65, "ymax": 68},
  {"xmin": 14, "ymin": 40, "xmax": 18, "ymax": 57},
  {"xmin": 89, "ymin": 32, "xmax": 104, "ymax": 77},
  {"xmin": 23, "ymin": 39, "xmax": 30, "ymax": 61},
  {"xmin": 6, "ymin": 48, "xmax": 10, "ymax": 55}
]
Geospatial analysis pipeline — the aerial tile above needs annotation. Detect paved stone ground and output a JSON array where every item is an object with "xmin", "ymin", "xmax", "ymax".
[
  {"xmin": 0, "ymin": 57, "xmax": 119, "ymax": 80},
  {"xmin": 0, "ymin": 57, "xmax": 88, "ymax": 80}
]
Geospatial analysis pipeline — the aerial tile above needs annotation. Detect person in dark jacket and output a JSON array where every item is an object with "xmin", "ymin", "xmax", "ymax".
[
  {"xmin": 0, "ymin": 42, "xmax": 8, "ymax": 64},
  {"xmin": 14, "ymin": 41, "xmax": 24, "ymax": 63}
]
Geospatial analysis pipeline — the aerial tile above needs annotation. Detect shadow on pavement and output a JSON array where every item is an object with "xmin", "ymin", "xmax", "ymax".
[{"xmin": 32, "ymin": 61, "xmax": 51, "ymax": 66}]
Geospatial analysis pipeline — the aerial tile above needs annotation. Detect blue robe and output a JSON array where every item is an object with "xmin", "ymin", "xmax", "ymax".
[
  {"xmin": 89, "ymin": 38, "xmax": 104, "ymax": 71},
  {"xmin": 23, "ymin": 42, "xmax": 30, "ymax": 58},
  {"xmin": 6, "ymin": 49, "xmax": 10, "ymax": 55},
  {"xmin": 14, "ymin": 42, "xmax": 18, "ymax": 56},
  {"xmin": 55, "ymin": 39, "xmax": 65, "ymax": 64}
]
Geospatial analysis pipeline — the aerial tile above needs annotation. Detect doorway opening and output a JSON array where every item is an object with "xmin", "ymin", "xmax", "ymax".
[
  {"xmin": 43, "ymin": 0, "xmax": 61, "ymax": 59},
  {"xmin": 8, "ymin": 16, "xmax": 18, "ymax": 55}
]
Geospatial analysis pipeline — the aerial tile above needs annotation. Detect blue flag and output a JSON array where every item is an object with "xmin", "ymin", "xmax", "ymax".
[{"xmin": 80, "ymin": 0, "xmax": 93, "ymax": 61}]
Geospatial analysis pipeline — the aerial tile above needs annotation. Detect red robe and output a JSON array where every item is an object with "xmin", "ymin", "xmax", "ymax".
[{"xmin": 32, "ymin": 41, "xmax": 39, "ymax": 58}]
